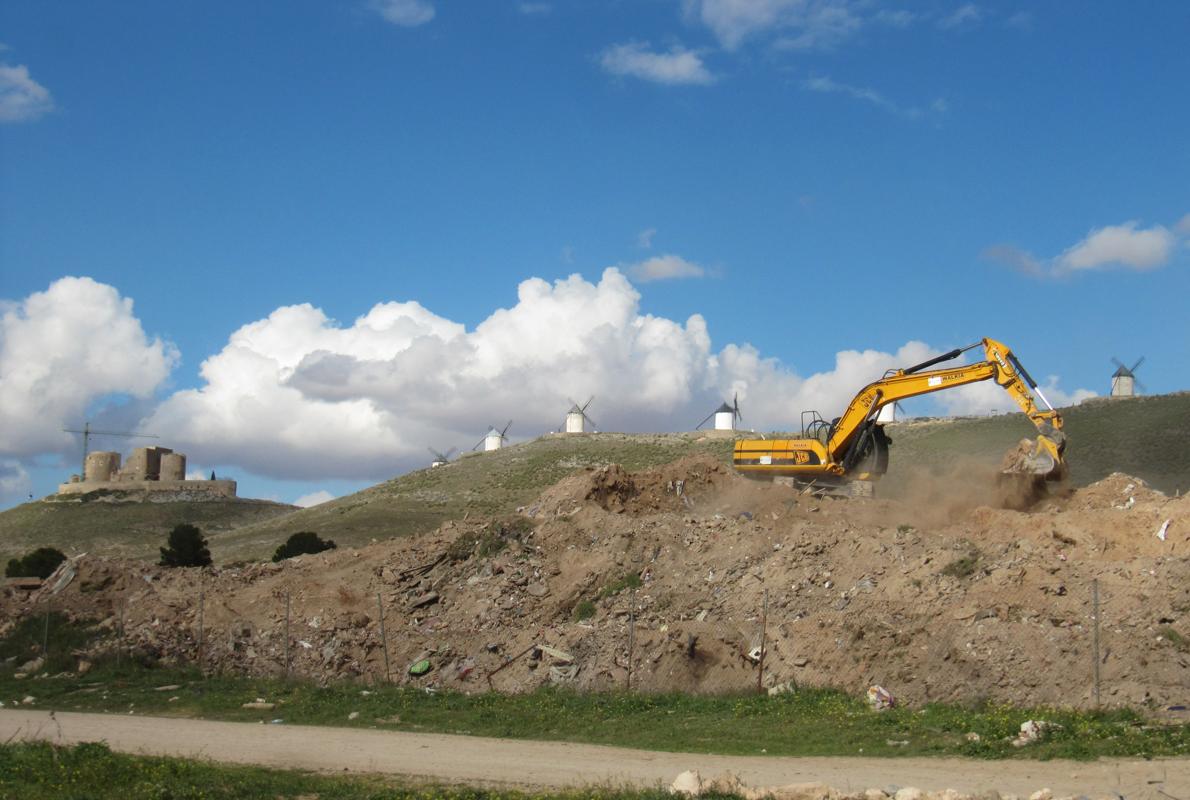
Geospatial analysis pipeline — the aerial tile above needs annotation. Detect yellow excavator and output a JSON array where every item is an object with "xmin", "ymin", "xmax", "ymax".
[{"xmin": 732, "ymin": 337, "xmax": 1067, "ymax": 495}]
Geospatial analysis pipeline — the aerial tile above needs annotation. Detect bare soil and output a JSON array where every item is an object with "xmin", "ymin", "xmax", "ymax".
[{"xmin": 4, "ymin": 456, "xmax": 1187, "ymax": 709}]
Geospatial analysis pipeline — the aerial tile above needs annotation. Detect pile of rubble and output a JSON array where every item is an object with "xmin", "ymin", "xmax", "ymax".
[{"xmin": 2, "ymin": 458, "xmax": 1186, "ymax": 708}]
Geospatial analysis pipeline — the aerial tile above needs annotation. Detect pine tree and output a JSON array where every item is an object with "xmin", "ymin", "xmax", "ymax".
[{"xmin": 159, "ymin": 523, "xmax": 212, "ymax": 568}]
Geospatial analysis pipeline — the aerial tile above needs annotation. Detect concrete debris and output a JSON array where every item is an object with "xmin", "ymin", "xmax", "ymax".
[
  {"xmin": 1157, "ymin": 519, "xmax": 1170, "ymax": 541},
  {"xmin": 241, "ymin": 701, "xmax": 275, "ymax": 710},
  {"xmin": 1012, "ymin": 720, "xmax": 1060, "ymax": 747},
  {"xmin": 1, "ymin": 459, "xmax": 1186, "ymax": 708}
]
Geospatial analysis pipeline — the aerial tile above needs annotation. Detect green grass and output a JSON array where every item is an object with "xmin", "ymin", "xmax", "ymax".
[
  {"xmin": 3, "ymin": 662, "xmax": 1185, "ymax": 761},
  {"xmin": 0, "ymin": 741, "xmax": 712, "ymax": 800},
  {"xmin": 0, "ymin": 497, "xmax": 296, "ymax": 564}
]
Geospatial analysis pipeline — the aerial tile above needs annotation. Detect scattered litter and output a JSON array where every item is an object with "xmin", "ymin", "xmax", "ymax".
[
  {"xmin": 241, "ymin": 701, "xmax": 275, "ymax": 710},
  {"xmin": 347, "ymin": 711, "xmax": 360, "ymax": 720},
  {"xmin": 21, "ymin": 696, "xmax": 35, "ymax": 705},
  {"xmin": 537, "ymin": 645, "xmax": 573, "ymax": 664},
  {"xmin": 154, "ymin": 684, "xmax": 181, "ymax": 692},
  {"xmin": 866, "ymin": 685, "xmax": 895, "ymax": 711},
  {"xmin": 408, "ymin": 659, "xmax": 432, "ymax": 676},
  {"xmin": 1156, "ymin": 519, "xmax": 1170, "ymax": 541}
]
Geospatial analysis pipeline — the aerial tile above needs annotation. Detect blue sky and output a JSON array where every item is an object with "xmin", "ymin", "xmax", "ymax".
[{"xmin": 1, "ymin": 1, "xmax": 1187, "ymax": 509}]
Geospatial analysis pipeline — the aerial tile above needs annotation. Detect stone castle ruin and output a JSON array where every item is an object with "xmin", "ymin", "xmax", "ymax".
[{"xmin": 58, "ymin": 446, "xmax": 236, "ymax": 499}]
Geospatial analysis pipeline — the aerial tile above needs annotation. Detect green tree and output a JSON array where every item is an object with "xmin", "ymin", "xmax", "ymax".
[
  {"xmin": 159, "ymin": 523, "xmax": 212, "ymax": 568},
  {"xmin": 272, "ymin": 531, "xmax": 337, "ymax": 562},
  {"xmin": 5, "ymin": 547, "xmax": 67, "ymax": 579}
]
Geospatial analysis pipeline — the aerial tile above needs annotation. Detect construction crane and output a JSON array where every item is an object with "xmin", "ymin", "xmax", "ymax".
[{"xmin": 62, "ymin": 421, "xmax": 159, "ymax": 480}]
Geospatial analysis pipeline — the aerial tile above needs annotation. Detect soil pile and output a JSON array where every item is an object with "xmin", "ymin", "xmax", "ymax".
[{"xmin": 3, "ymin": 458, "xmax": 1186, "ymax": 709}]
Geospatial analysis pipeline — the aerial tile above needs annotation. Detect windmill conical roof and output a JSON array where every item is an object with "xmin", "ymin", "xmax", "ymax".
[
  {"xmin": 715, "ymin": 402, "xmax": 734, "ymax": 413},
  {"xmin": 1112, "ymin": 365, "xmax": 1133, "ymax": 377}
]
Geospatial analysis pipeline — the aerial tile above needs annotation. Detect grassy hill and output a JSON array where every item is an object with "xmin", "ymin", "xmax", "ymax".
[
  {"xmin": 211, "ymin": 432, "xmax": 737, "ymax": 562},
  {"xmin": 880, "ymin": 392, "xmax": 1190, "ymax": 496},
  {"xmin": 2, "ymin": 392, "xmax": 1187, "ymax": 564},
  {"xmin": 0, "ymin": 497, "xmax": 297, "ymax": 564}
]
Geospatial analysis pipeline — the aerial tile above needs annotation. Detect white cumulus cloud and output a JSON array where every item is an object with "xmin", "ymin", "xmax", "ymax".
[
  {"xmin": 599, "ymin": 42, "xmax": 713, "ymax": 85},
  {"xmin": 937, "ymin": 3, "xmax": 983, "ymax": 30},
  {"xmin": 135, "ymin": 269, "xmax": 1090, "ymax": 483},
  {"xmin": 0, "ymin": 277, "xmax": 178, "ymax": 459},
  {"xmin": 0, "ymin": 459, "xmax": 32, "ymax": 505},
  {"xmin": 1057, "ymin": 221, "xmax": 1177, "ymax": 273},
  {"xmin": 371, "ymin": 0, "xmax": 435, "ymax": 27},
  {"xmin": 985, "ymin": 214, "xmax": 1188, "ymax": 278},
  {"xmin": 0, "ymin": 62, "xmax": 54, "ymax": 123},
  {"xmin": 624, "ymin": 254, "xmax": 706, "ymax": 282},
  {"xmin": 295, "ymin": 490, "xmax": 336, "ymax": 507}
]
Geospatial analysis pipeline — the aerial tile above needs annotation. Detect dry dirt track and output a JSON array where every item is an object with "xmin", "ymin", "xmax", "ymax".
[{"xmin": 2, "ymin": 710, "xmax": 1188, "ymax": 797}]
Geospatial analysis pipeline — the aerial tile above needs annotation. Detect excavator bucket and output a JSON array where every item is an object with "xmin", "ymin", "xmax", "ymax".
[{"xmin": 1000, "ymin": 437, "xmax": 1065, "ymax": 480}]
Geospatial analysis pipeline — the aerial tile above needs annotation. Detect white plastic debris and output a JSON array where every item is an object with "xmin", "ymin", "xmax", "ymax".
[{"xmin": 1157, "ymin": 519, "xmax": 1170, "ymax": 542}]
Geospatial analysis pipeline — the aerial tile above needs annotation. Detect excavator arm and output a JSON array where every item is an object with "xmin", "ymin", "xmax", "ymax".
[{"xmin": 733, "ymin": 337, "xmax": 1067, "ymax": 487}]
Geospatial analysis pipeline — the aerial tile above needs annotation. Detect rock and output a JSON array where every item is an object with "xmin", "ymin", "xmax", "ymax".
[
  {"xmin": 793, "ymin": 657, "xmax": 810, "ymax": 667},
  {"xmin": 409, "ymin": 592, "xmax": 440, "ymax": 609},
  {"xmin": 864, "ymin": 791, "xmax": 889, "ymax": 800},
  {"xmin": 154, "ymin": 684, "xmax": 182, "ymax": 692},
  {"xmin": 21, "ymin": 696, "xmax": 35, "ymax": 705},
  {"xmin": 241, "ymin": 701, "xmax": 276, "ymax": 710},
  {"xmin": 894, "ymin": 789, "xmax": 925, "ymax": 800},
  {"xmin": 1028, "ymin": 791, "xmax": 1053, "ymax": 800},
  {"xmin": 771, "ymin": 781, "xmax": 838, "ymax": 800},
  {"xmin": 671, "ymin": 770, "xmax": 703, "ymax": 796},
  {"xmin": 1013, "ymin": 720, "xmax": 1060, "ymax": 747},
  {"xmin": 17, "ymin": 657, "xmax": 44, "ymax": 674},
  {"xmin": 965, "ymin": 732, "xmax": 982, "ymax": 742},
  {"xmin": 348, "ymin": 711, "xmax": 360, "ymax": 720},
  {"xmin": 526, "ymin": 582, "xmax": 549, "ymax": 597},
  {"xmin": 768, "ymin": 681, "xmax": 796, "ymax": 696},
  {"xmin": 76, "ymin": 660, "xmax": 92, "ymax": 675}
]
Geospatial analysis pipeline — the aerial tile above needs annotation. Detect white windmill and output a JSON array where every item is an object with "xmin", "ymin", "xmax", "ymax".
[
  {"xmin": 563, "ymin": 396, "xmax": 598, "ymax": 433},
  {"xmin": 474, "ymin": 421, "xmax": 513, "ymax": 452},
  {"xmin": 1110, "ymin": 356, "xmax": 1145, "ymax": 397},
  {"xmin": 876, "ymin": 400, "xmax": 906, "ymax": 424},
  {"xmin": 427, "ymin": 446, "xmax": 457, "ymax": 468},
  {"xmin": 697, "ymin": 393, "xmax": 743, "ymax": 431}
]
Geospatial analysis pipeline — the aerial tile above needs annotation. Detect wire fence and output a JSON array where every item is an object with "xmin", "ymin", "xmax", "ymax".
[{"xmin": 8, "ymin": 570, "xmax": 1161, "ymax": 709}]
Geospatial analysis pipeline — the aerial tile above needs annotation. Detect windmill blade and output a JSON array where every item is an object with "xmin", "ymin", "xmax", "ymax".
[
  {"xmin": 694, "ymin": 410, "xmax": 716, "ymax": 430},
  {"xmin": 582, "ymin": 412, "xmax": 599, "ymax": 431},
  {"xmin": 444, "ymin": 447, "xmax": 457, "ymax": 460},
  {"xmin": 1130, "ymin": 356, "xmax": 1145, "ymax": 373},
  {"xmin": 427, "ymin": 446, "xmax": 442, "ymax": 460},
  {"xmin": 732, "ymin": 392, "xmax": 743, "ymax": 423},
  {"xmin": 567, "ymin": 397, "xmax": 579, "ymax": 409},
  {"xmin": 472, "ymin": 436, "xmax": 487, "ymax": 451},
  {"xmin": 582, "ymin": 395, "xmax": 595, "ymax": 412},
  {"xmin": 1134, "ymin": 377, "xmax": 1148, "ymax": 393},
  {"xmin": 1111, "ymin": 356, "xmax": 1126, "ymax": 370},
  {"xmin": 500, "ymin": 420, "xmax": 513, "ymax": 438}
]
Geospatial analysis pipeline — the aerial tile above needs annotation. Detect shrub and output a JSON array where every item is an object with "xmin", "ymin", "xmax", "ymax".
[
  {"xmin": 272, "ymin": 531, "xmax": 337, "ymax": 562},
  {"xmin": 5, "ymin": 547, "xmax": 67, "ymax": 579},
  {"xmin": 159, "ymin": 524, "xmax": 212, "ymax": 568},
  {"xmin": 572, "ymin": 600, "xmax": 596, "ymax": 621}
]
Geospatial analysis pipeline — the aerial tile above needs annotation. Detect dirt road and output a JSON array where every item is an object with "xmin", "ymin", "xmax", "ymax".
[{"xmin": 2, "ymin": 710, "xmax": 1187, "ymax": 797}]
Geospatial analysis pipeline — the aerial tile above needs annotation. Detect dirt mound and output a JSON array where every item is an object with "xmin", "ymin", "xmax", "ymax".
[
  {"xmin": 4, "ymin": 458, "xmax": 1187, "ymax": 711},
  {"xmin": 529, "ymin": 454, "xmax": 733, "ymax": 517}
]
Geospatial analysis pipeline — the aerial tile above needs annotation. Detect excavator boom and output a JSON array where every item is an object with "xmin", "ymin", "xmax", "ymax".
[{"xmin": 733, "ymin": 338, "xmax": 1066, "ymax": 491}]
